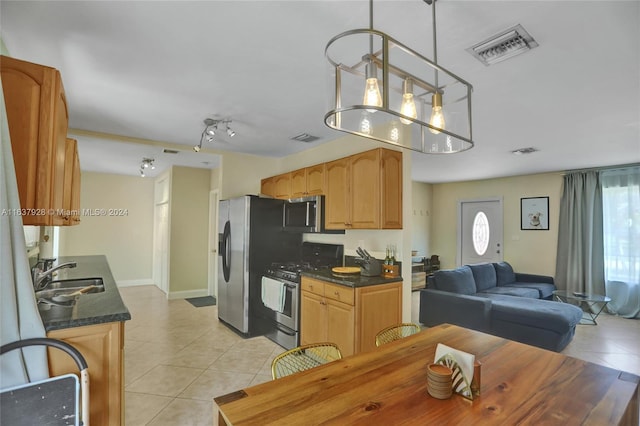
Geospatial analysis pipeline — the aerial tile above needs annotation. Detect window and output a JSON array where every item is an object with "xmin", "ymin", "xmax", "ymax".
[
  {"xmin": 601, "ymin": 168, "xmax": 640, "ymax": 284},
  {"xmin": 472, "ymin": 211, "xmax": 490, "ymax": 256}
]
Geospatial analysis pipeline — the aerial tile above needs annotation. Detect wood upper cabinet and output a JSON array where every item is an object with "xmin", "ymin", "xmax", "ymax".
[
  {"xmin": 260, "ymin": 176, "xmax": 276, "ymax": 197},
  {"xmin": 325, "ymin": 148, "xmax": 402, "ymax": 230},
  {"xmin": 47, "ymin": 322, "xmax": 125, "ymax": 425},
  {"xmin": 1, "ymin": 55, "xmax": 70, "ymax": 225},
  {"xmin": 273, "ymin": 172, "xmax": 291, "ymax": 199},
  {"xmin": 63, "ymin": 138, "xmax": 81, "ymax": 225},
  {"xmin": 300, "ymin": 277, "xmax": 401, "ymax": 356},
  {"xmin": 291, "ymin": 164, "xmax": 325, "ymax": 198}
]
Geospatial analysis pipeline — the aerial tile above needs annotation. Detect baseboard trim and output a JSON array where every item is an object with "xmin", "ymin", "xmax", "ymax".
[
  {"xmin": 168, "ymin": 289, "xmax": 210, "ymax": 300},
  {"xmin": 117, "ymin": 279, "xmax": 154, "ymax": 288}
]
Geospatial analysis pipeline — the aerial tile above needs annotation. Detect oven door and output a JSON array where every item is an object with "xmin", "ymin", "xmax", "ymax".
[{"xmin": 260, "ymin": 276, "xmax": 299, "ymax": 332}]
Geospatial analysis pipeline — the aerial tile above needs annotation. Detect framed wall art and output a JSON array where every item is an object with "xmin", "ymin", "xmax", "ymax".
[{"xmin": 520, "ymin": 196, "xmax": 549, "ymax": 230}]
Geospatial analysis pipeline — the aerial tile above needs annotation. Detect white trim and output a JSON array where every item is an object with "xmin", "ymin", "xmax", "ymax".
[
  {"xmin": 167, "ymin": 289, "xmax": 210, "ymax": 300},
  {"xmin": 117, "ymin": 279, "xmax": 154, "ymax": 288},
  {"xmin": 208, "ymin": 189, "xmax": 220, "ymax": 299}
]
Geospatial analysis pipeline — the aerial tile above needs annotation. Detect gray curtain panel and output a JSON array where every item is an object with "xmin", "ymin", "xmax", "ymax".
[
  {"xmin": 0, "ymin": 80, "xmax": 49, "ymax": 389},
  {"xmin": 555, "ymin": 171, "xmax": 605, "ymax": 296}
]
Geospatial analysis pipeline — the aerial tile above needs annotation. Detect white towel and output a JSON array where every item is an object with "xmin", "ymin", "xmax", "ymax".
[{"xmin": 261, "ymin": 277, "xmax": 285, "ymax": 313}]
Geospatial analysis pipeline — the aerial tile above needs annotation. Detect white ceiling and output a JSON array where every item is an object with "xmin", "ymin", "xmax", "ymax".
[{"xmin": 1, "ymin": 1, "xmax": 639, "ymax": 182}]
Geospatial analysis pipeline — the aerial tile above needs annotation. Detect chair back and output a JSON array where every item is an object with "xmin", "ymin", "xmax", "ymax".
[
  {"xmin": 375, "ymin": 323, "xmax": 421, "ymax": 346},
  {"xmin": 271, "ymin": 342, "xmax": 342, "ymax": 379}
]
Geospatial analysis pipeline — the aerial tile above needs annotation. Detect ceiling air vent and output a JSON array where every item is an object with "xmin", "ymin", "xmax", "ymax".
[
  {"xmin": 511, "ymin": 147, "xmax": 539, "ymax": 155},
  {"xmin": 467, "ymin": 24, "xmax": 538, "ymax": 66},
  {"xmin": 163, "ymin": 149, "xmax": 179, "ymax": 154},
  {"xmin": 291, "ymin": 133, "xmax": 320, "ymax": 143}
]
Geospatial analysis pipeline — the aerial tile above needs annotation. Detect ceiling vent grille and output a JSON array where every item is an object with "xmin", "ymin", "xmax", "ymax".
[
  {"xmin": 467, "ymin": 24, "xmax": 538, "ymax": 66},
  {"xmin": 163, "ymin": 149, "xmax": 179, "ymax": 154},
  {"xmin": 511, "ymin": 147, "xmax": 539, "ymax": 155},
  {"xmin": 291, "ymin": 133, "xmax": 320, "ymax": 143}
]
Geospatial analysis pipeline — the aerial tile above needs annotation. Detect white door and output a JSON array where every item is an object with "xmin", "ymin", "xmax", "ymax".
[
  {"xmin": 208, "ymin": 190, "xmax": 219, "ymax": 298},
  {"xmin": 458, "ymin": 199, "xmax": 503, "ymax": 265},
  {"xmin": 154, "ymin": 202, "xmax": 169, "ymax": 294}
]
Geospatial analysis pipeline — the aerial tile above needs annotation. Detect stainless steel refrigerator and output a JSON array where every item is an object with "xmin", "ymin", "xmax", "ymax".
[{"xmin": 217, "ymin": 195, "xmax": 301, "ymax": 336}]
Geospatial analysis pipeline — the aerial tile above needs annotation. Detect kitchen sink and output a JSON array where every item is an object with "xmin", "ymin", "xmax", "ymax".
[{"xmin": 36, "ymin": 278, "xmax": 105, "ymax": 302}]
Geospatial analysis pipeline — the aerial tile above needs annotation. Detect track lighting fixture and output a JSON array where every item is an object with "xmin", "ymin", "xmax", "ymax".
[
  {"xmin": 194, "ymin": 118, "xmax": 236, "ymax": 152},
  {"xmin": 139, "ymin": 158, "xmax": 155, "ymax": 177}
]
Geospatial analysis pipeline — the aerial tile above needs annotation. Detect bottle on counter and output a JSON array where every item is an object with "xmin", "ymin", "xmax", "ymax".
[{"xmin": 384, "ymin": 246, "xmax": 391, "ymax": 265}]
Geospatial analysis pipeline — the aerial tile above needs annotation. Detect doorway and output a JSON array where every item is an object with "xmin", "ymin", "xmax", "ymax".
[
  {"xmin": 458, "ymin": 198, "xmax": 503, "ymax": 266},
  {"xmin": 208, "ymin": 189, "xmax": 219, "ymax": 298}
]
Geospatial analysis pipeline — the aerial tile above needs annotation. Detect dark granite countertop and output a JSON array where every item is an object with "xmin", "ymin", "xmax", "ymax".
[
  {"xmin": 38, "ymin": 255, "xmax": 131, "ymax": 331},
  {"xmin": 300, "ymin": 269, "xmax": 402, "ymax": 288}
]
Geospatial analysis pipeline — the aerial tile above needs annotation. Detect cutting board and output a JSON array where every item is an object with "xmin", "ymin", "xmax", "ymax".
[{"xmin": 332, "ymin": 266, "xmax": 361, "ymax": 274}]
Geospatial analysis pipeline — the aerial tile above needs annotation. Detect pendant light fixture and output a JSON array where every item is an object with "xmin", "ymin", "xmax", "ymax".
[{"xmin": 324, "ymin": 0, "xmax": 474, "ymax": 154}]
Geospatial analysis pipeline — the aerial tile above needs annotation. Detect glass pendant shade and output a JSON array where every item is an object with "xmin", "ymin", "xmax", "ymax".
[{"xmin": 324, "ymin": 29, "xmax": 474, "ymax": 154}]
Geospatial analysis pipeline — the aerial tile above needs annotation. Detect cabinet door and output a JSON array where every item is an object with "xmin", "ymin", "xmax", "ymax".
[
  {"xmin": 324, "ymin": 157, "xmax": 350, "ymax": 229},
  {"xmin": 1, "ymin": 55, "xmax": 68, "ymax": 226},
  {"xmin": 300, "ymin": 291, "xmax": 327, "ymax": 345},
  {"xmin": 261, "ymin": 177, "xmax": 276, "ymax": 197},
  {"xmin": 273, "ymin": 173, "xmax": 291, "ymax": 199},
  {"xmin": 290, "ymin": 168, "xmax": 307, "ymax": 198},
  {"xmin": 305, "ymin": 164, "xmax": 325, "ymax": 196},
  {"xmin": 355, "ymin": 282, "xmax": 402, "ymax": 353},
  {"xmin": 63, "ymin": 138, "xmax": 81, "ymax": 225},
  {"xmin": 350, "ymin": 149, "xmax": 381, "ymax": 229},
  {"xmin": 326, "ymin": 299, "xmax": 355, "ymax": 356},
  {"xmin": 47, "ymin": 322, "xmax": 125, "ymax": 425},
  {"xmin": 381, "ymin": 149, "xmax": 403, "ymax": 229}
]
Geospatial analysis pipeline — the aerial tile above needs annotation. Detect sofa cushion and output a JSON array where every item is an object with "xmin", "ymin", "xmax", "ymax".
[
  {"xmin": 481, "ymin": 294, "xmax": 583, "ymax": 334},
  {"xmin": 478, "ymin": 286, "xmax": 539, "ymax": 299},
  {"xmin": 433, "ymin": 266, "xmax": 476, "ymax": 295},
  {"xmin": 469, "ymin": 263, "xmax": 498, "ymax": 292},
  {"xmin": 494, "ymin": 262, "xmax": 516, "ymax": 285},
  {"xmin": 503, "ymin": 282, "xmax": 556, "ymax": 299}
]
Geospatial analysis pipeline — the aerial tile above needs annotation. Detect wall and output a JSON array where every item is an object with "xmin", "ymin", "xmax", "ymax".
[
  {"xmin": 168, "ymin": 166, "xmax": 211, "ymax": 295},
  {"xmin": 218, "ymin": 151, "xmax": 280, "ymax": 199},
  {"xmin": 58, "ymin": 172, "xmax": 155, "ymax": 284},
  {"xmin": 411, "ymin": 181, "xmax": 432, "ymax": 258},
  {"xmin": 429, "ymin": 172, "xmax": 563, "ymax": 277}
]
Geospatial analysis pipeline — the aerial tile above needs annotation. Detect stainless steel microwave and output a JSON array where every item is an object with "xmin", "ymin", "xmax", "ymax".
[{"xmin": 282, "ymin": 195, "xmax": 343, "ymax": 234}]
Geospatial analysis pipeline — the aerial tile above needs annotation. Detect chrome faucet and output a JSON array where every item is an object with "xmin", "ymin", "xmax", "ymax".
[{"xmin": 32, "ymin": 261, "xmax": 77, "ymax": 290}]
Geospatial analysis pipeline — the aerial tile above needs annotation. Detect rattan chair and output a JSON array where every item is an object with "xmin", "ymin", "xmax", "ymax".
[
  {"xmin": 375, "ymin": 323, "xmax": 421, "ymax": 347},
  {"xmin": 271, "ymin": 342, "xmax": 342, "ymax": 379}
]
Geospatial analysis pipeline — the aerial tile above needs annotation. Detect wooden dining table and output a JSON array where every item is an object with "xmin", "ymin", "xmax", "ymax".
[{"xmin": 214, "ymin": 324, "xmax": 639, "ymax": 425}]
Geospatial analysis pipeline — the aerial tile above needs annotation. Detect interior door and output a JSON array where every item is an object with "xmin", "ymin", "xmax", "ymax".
[{"xmin": 458, "ymin": 199, "xmax": 503, "ymax": 265}]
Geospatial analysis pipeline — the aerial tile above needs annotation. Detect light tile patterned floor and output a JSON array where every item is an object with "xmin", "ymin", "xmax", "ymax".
[{"xmin": 122, "ymin": 285, "xmax": 640, "ymax": 425}]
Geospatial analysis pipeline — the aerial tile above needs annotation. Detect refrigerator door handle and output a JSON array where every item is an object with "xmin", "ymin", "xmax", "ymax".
[{"xmin": 221, "ymin": 220, "xmax": 231, "ymax": 282}]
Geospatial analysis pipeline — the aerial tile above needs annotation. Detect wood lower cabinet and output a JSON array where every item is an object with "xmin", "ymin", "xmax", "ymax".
[
  {"xmin": 300, "ymin": 276, "xmax": 401, "ymax": 356},
  {"xmin": 1, "ymin": 55, "xmax": 70, "ymax": 226},
  {"xmin": 47, "ymin": 322, "xmax": 125, "ymax": 426}
]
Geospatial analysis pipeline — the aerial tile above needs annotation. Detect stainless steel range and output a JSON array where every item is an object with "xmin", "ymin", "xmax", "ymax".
[{"xmin": 260, "ymin": 242, "xmax": 344, "ymax": 349}]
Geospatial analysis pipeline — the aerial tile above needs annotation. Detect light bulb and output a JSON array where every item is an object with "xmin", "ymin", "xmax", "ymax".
[
  {"xmin": 206, "ymin": 126, "xmax": 216, "ymax": 136},
  {"xmin": 360, "ymin": 113, "xmax": 372, "ymax": 135},
  {"xmin": 151, "ymin": 164, "xmax": 155, "ymax": 170},
  {"xmin": 389, "ymin": 122, "xmax": 399, "ymax": 142},
  {"xmin": 399, "ymin": 79, "xmax": 417, "ymax": 125},
  {"xmin": 193, "ymin": 145, "xmax": 201, "ymax": 152},
  {"xmin": 362, "ymin": 62, "xmax": 382, "ymax": 112},
  {"xmin": 140, "ymin": 169, "xmax": 145, "ymax": 178},
  {"xmin": 429, "ymin": 93, "xmax": 445, "ymax": 134},
  {"xmin": 227, "ymin": 128, "xmax": 235, "ymax": 138}
]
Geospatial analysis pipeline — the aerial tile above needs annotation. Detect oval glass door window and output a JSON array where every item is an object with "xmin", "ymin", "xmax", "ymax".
[{"xmin": 472, "ymin": 212, "xmax": 490, "ymax": 256}]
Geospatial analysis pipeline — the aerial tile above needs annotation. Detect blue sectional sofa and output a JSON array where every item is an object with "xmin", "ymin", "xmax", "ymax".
[{"xmin": 419, "ymin": 262, "xmax": 583, "ymax": 352}]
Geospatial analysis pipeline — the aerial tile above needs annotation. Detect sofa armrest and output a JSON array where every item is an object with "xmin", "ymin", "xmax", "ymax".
[
  {"xmin": 419, "ymin": 289, "xmax": 492, "ymax": 332},
  {"xmin": 514, "ymin": 273, "xmax": 554, "ymax": 285}
]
